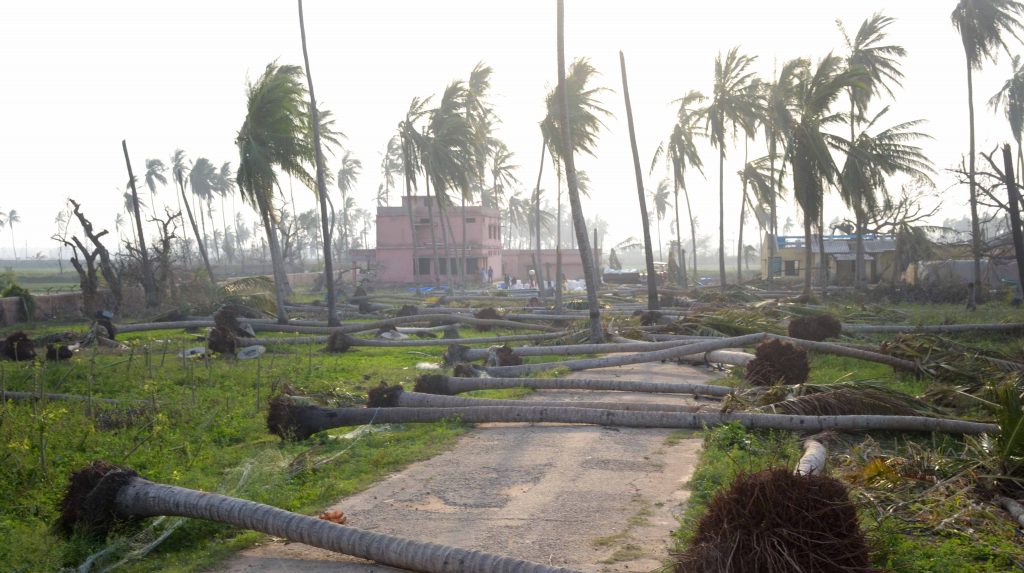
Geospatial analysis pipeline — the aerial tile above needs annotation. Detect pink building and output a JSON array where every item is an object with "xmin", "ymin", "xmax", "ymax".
[{"xmin": 356, "ymin": 195, "xmax": 600, "ymax": 286}]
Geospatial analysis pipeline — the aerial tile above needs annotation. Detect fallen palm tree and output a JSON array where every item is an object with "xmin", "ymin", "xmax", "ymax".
[
  {"xmin": 414, "ymin": 374, "xmax": 734, "ymax": 397},
  {"xmin": 455, "ymin": 339, "xmax": 754, "ymax": 365},
  {"xmin": 364, "ymin": 385, "xmax": 698, "ymax": 413},
  {"xmin": 116, "ymin": 313, "xmax": 561, "ymax": 335},
  {"xmin": 484, "ymin": 333, "xmax": 767, "ymax": 377},
  {"xmin": 794, "ymin": 439, "xmax": 827, "ymax": 476},
  {"xmin": 266, "ymin": 397, "xmax": 997, "ymax": 441},
  {"xmin": 753, "ymin": 383, "xmax": 940, "ymax": 417},
  {"xmin": 237, "ymin": 331, "xmax": 567, "ymax": 349},
  {"xmin": 842, "ymin": 322, "xmax": 1024, "ymax": 335},
  {"xmin": 1, "ymin": 391, "xmax": 143, "ymax": 406},
  {"xmin": 58, "ymin": 461, "xmax": 583, "ymax": 573}
]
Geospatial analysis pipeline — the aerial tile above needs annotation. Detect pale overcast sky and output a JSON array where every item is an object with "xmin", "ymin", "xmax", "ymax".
[{"xmin": 0, "ymin": 0, "xmax": 1016, "ymax": 259}]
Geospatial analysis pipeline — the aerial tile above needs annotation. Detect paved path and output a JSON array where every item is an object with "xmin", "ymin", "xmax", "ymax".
[{"xmin": 214, "ymin": 361, "xmax": 718, "ymax": 573}]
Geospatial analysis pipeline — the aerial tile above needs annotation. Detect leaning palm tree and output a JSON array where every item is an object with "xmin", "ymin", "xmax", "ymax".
[
  {"xmin": 789, "ymin": 55, "xmax": 865, "ymax": 296},
  {"xmin": 838, "ymin": 12, "xmax": 907, "ymax": 286},
  {"xmin": 378, "ymin": 135, "xmax": 403, "ymax": 207},
  {"xmin": 653, "ymin": 90, "xmax": 706, "ymax": 285},
  {"xmin": 236, "ymin": 62, "xmax": 318, "ymax": 324},
  {"xmin": 397, "ymin": 97, "xmax": 431, "ymax": 290},
  {"xmin": 840, "ymin": 109, "xmax": 934, "ymax": 283},
  {"xmin": 487, "ymin": 140, "xmax": 518, "ymax": 211},
  {"xmin": 556, "ymin": 0, "xmax": 604, "ymax": 342},
  {"xmin": 952, "ymin": 0, "xmax": 1024, "ymax": 299},
  {"xmin": 144, "ymin": 158, "xmax": 168, "ymax": 220},
  {"xmin": 464, "ymin": 62, "xmax": 496, "ymax": 288},
  {"xmin": 990, "ymin": 55, "xmax": 1024, "ymax": 181},
  {"xmin": 706, "ymin": 47, "xmax": 760, "ymax": 287},
  {"xmin": 188, "ymin": 157, "xmax": 218, "ymax": 283},
  {"xmin": 541, "ymin": 57, "xmax": 611, "ymax": 311},
  {"xmin": 336, "ymin": 150, "xmax": 362, "ymax": 253}
]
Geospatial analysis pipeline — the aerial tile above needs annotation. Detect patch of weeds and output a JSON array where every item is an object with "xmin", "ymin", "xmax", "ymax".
[{"xmin": 601, "ymin": 543, "xmax": 644, "ymax": 564}]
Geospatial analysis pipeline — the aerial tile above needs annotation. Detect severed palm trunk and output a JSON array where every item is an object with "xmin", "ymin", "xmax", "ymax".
[
  {"xmin": 259, "ymin": 208, "xmax": 291, "ymax": 324},
  {"xmin": 364, "ymin": 386, "xmax": 698, "ymax": 412},
  {"xmin": 268, "ymin": 400, "xmax": 997, "ymax": 442},
  {"xmin": 533, "ymin": 139, "xmax": 547, "ymax": 298},
  {"xmin": 672, "ymin": 169, "xmax": 686, "ymax": 286},
  {"xmin": 60, "ymin": 462, "xmax": 584, "ymax": 573},
  {"xmin": 414, "ymin": 374, "xmax": 733, "ymax": 398},
  {"xmin": 485, "ymin": 332, "xmax": 765, "ymax": 377},
  {"xmin": 180, "ymin": 182, "xmax": 216, "ymax": 286}
]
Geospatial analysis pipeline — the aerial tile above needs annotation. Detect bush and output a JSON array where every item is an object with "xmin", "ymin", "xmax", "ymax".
[{"xmin": 1, "ymin": 283, "xmax": 35, "ymax": 321}]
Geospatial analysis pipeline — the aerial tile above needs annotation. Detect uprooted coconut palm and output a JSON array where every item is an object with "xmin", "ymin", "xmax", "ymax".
[
  {"xmin": 57, "ymin": 461, "xmax": 584, "ymax": 573},
  {"xmin": 324, "ymin": 331, "xmax": 352, "ymax": 353},
  {"xmin": 206, "ymin": 326, "xmax": 237, "ymax": 355},
  {"xmin": 674, "ymin": 468, "xmax": 872, "ymax": 573},
  {"xmin": 473, "ymin": 307, "xmax": 502, "ymax": 331},
  {"xmin": 744, "ymin": 339, "xmax": 810, "ymax": 386},
  {"xmin": 365, "ymin": 384, "xmax": 697, "ymax": 413},
  {"xmin": 880, "ymin": 333, "xmax": 1024, "ymax": 382},
  {"xmin": 485, "ymin": 344, "xmax": 522, "ymax": 367},
  {"xmin": 413, "ymin": 373, "xmax": 734, "ymax": 398},
  {"xmin": 787, "ymin": 313, "xmax": 842, "ymax": 341},
  {"xmin": 754, "ymin": 383, "xmax": 940, "ymax": 417}
]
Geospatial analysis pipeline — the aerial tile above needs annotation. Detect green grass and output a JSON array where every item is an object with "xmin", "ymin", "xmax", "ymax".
[{"xmin": 0, "ymin": 321, "xmax": 533, "ymax": 572}]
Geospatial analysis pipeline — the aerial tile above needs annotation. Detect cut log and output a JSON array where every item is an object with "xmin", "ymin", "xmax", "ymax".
[
  {"xmin": 996, "ymin": 496, "xmax": 1024, "ymax": 528},
  {"xmin": 236, "ymin": 332, "xmax": 566, "ymax": 348},
  {"xmin": 266, "ymin": 400, "xmax": 999, "ymax": 442},
  {"xmin": 842, "ymin": 323, "xmax": 1024, "ymax": 335}
]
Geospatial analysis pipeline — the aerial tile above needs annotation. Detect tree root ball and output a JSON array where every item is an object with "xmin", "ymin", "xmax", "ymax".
[
  {"xmin": 46, "ymin": 344, "xmax": 73, "ymax": 361},
  {"xmin": 414, "ymin": 374, "xmax": 453, "ymax": 395},
  {"xmin": 675, "ymin": 468, "xmax": 873, "ymax": 573},
  {"xmin": 452, "ymin": 363, "xmax": 485, "ymax": 377},
  {"xmin": 2, "ymin": 331, "xmax": 36, "ymax": 361},
  {"xmin": 443, "ymin": 344, "xmax": 471, "ymax": 366},
  {"xmin": 486, "ymin": 344, "xmax": 522, "ymax": 367},
  {"xmin": 325, "ymin": 332, "xmax": 352, "ymax": 353},
  {"xmin": 57, "ymin": 460, "xmax": 140, "ymax": 538},
  {"xmin": 206, "ymin": 326, "xmax": 237, "ymax": 355},
  {"xmin": 396, "ymin": 304, "xmax": 419, "ymax": 317},
  {"xmin": 442, "ymin": 325, "xmax": 461, "ymax": 339},
  {"xmin": 787, "ymin": 314, "xmax": 842, "ymax": 342},
  {"xmin": 266, "ymin": 395, "xmax": 321, "ymax": 441},
  {"xmin": 473, "ymin": 307, "xmax": 502, "ymax": 331},
  {"xmin": 366, "ymin": 383, "xmax": 405, "ymax": 407},
  {"xmin": 745, "ymin": 339, "xmax": 810, "ymax": 386},
  {"xmin": 94, "ymin": 319, "xmax": 117, "ymax": 340},
  {"xmin": 636, "ymin": 310, "xmax": 663, "ymax": 326}
]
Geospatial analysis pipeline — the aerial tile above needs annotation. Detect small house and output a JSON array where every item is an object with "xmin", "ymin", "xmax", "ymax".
[{"xmin": 761, "ymin": 234, "xmax": 897, "ymax": 285}]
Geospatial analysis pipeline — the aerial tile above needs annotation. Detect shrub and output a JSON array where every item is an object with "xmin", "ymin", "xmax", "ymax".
[{"xmin": 1, "ymin": 283, "xmax": 36, "ymax": 321}]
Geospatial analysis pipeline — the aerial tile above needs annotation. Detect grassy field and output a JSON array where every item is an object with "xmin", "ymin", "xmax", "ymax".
[{"xmin": 0, "ymin": 319, "xmax": 532, "ymax": 572}]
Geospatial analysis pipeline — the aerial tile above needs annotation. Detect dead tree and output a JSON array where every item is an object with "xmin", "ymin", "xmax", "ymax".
[
  {"xmin": 69, "ymin": 199, "xmax": 123, "ymax": 313},
  {"xmin": 52, "ymin": 232, "xmax": 100, "ymax": 315}
]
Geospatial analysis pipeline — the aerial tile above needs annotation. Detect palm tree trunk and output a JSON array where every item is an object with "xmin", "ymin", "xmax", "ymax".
[
  {"xmin": 999, "ymin": 145, "xmax": 1024, "ymax": 299},
  {"xmin": 297, "ymin": 0, "xmax": 338, "ymax": 325},
  {"xmin": 818, "ymin": 210, "xmax": 828, "ymax": 297},
  {"xmin": 270, "ymin": 402, "xmax": 996, "ymax": 442},
  {"xmin": 803, "ymin": 211, "xmax": 813, "ymax": 296},
  {"xmin": 555, "ymin": 169, "xmax": 563, "ymax": 311},
  {"xmin": 367, "ymin": 387, "xmax": 698, "ymax": 412},
  {"xmin": 67, "ymin": 467, "xmax": 584, "ymax": 573},
  {"xmin": 767, "ymin": 131, "xmax": 779, "ymax": 282},
  {"xmin": 121, "ymin": 140, "xmax": 158, "ymax": 307},
  {"xmin": 620, "ymin": 51, "xmax": 658, "ymax": 311},
  {"xmin": 180, "ymin": 183, "xmax": 215, "ymax": 285},
  {"xmin": 966, "ymin": 61, "xmax": 984, "ymax": 300},
  {"xmin": 672, "ymin": 159, "xmax": 687, "ymax": 286},
  {"xmin": 259, "ymin": 207, "xmax": 291, "ymax": 324},
  {"xmin": 718, "ymin": 145, "xmax": 727, "ymax": 287},
  {"xmin": 855, "ymin": 209, "xmax": 867, "ymax": 287},
  {"xmin": 401, "ymin": 140, "xmax": 422, "ymax": 295},
  {"xmin": 424, "ymin": 172, "xmax": 442, "ymax": 287},
  {"xmin": 558, "ymin": 0, "xmax": 603, "ymax": 342},
  {"xmin": 737, "ymin": 140, "xmax": 749, "ymax": 284},
  {"xmin": 461, "ymin": 194, "xmax": 468, "ymax": 290},
  {"xmin": 532, "ymin": 139, "xmax": 547, "ymax": 296},
  {"xmin": 682, "ymin": 173, "xmax": 698, "ymax": 282},
  {"xmin": 438, "ymin": 199, "xmax": 457, "ymax": 294}
]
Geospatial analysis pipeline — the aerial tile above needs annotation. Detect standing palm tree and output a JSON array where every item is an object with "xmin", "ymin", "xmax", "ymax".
[
  {"xmin": 144, "ymin": 159, "xmax": 168, "ymax": 219},
  {"xmin": 541, "ymin": 57, "xmax": 610, "ymax": 310},
  {"xmin": 790, "ymin": 55, "xmax": 864, "ymax": 296},
  {"xmin": 990, "ymin": 55, "xmax": 1024, "ymax": 181},
  {"xmin": 378, "ymin": 135, "xmax": 403, "ymax": 207},
  {"xmin": 336, "ymin": 151, "xmax": 362, "ymax": 253},
  {"xmin": 6, "ymin": 209, "xmax": 19, "ymax": 261},
  {"xmin": 761, "ymin": 60, "xmax": 803, "ymax": 280},
  {"xmin": 236, "ymin": 62, "xmax": 318, "ymax": 324},
  {"xmin": 557, "ymin": 0, "xmax": 603, "ymax": 342},
  {"xmin": 298, "ymin": 0, "xmax": 341, "ymax": 325},
  {"xmin": 706, "ymin": 47, "xmax": 760, "ymax": 287},
  {"xmin": 648, "ymin": 180, "xmax": 671, "ymax": 262},
  {"xmin": 183, "ymin": 156, "xmax": 217, "ymax": 284},
  {"xmin": 465, "ymin": 62, "xmax": 497, "ymax": 287},
  {"xmin": 397, "ymin": 97, "xmax": 431, "ymax": 289},
  {"xmin": 839, "ymin": 12, "xmax": 907, "ymax": 285},
  {"xmin": 840, "ymin": 110, "xmax": 934, "ymax": 284},
  {"xmin": 654, "ymin": 90, "xmax": 706, "ymax": 285},
  {"xmin": 952, "ymin": 0, "xmax": 1024, "ymax": 299},
  {"xmin": 488, "ymin": 141, "xmax": 519, "ymax": 211}
]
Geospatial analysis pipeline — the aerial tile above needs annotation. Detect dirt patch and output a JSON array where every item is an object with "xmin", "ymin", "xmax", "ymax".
[{"xmin": 215, "ymin": 362, "xmax": 714, "ymax": 572}]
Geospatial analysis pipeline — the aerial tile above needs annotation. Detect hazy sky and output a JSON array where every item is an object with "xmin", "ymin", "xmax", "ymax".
[{"xmin": 0, "ymin": 0, "xmax": 1017, "ymax": 259}]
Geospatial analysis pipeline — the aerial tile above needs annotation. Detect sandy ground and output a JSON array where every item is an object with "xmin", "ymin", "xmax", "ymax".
[{"xmin": 213, "ymin": 361, "xmax": 720, "ymax": 573}]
